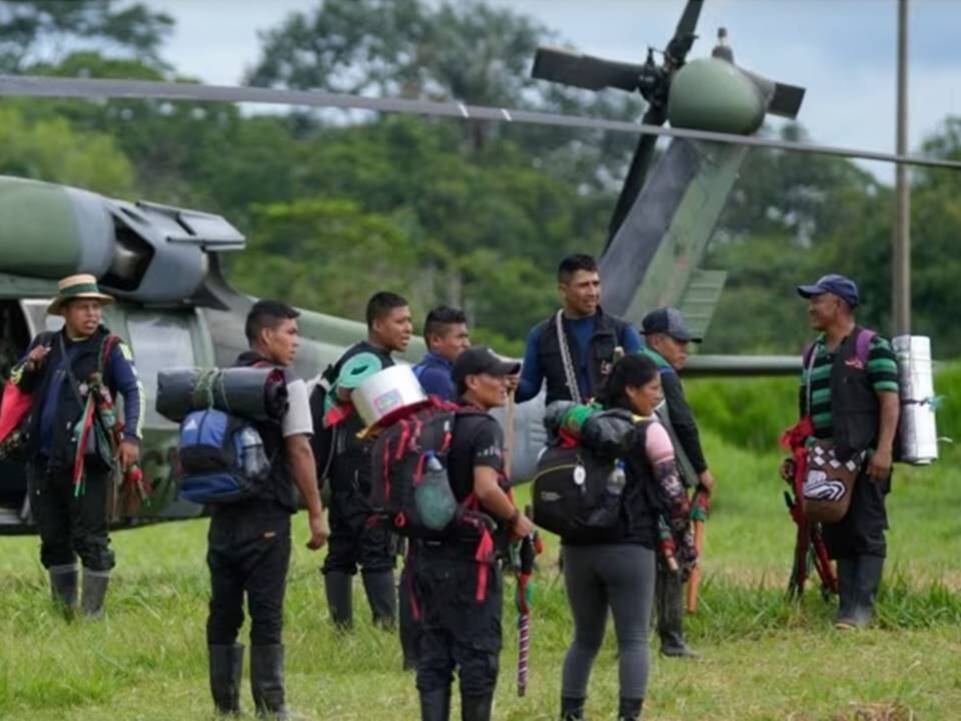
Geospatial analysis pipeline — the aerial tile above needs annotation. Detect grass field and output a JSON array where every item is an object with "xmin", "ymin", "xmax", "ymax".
[{"xmin": 2, "ymin": 373, "xmax": 961, "ymax": 720}]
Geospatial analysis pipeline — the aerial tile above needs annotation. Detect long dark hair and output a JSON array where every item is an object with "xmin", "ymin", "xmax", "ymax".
[{"xmin": 596, "ymin": 354, "xmax": 659, "ymax": 410}]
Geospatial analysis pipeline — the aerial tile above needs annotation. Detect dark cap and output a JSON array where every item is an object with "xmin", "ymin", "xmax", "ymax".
[
  {"xmin": 452, "ymin": 346, "xmax": 520, "ymax": 387},
  {"xmin": 641, "ymin": 307, "xmax": 702, "ymax": 343},
  {"xmin": 796, "ymin": 274, "xmax": 859, "ymax": 308}
]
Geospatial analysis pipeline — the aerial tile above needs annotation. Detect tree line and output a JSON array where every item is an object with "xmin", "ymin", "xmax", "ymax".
[{"xmin": 2, "ymin": 0, "xmax": 960, "ymax": 357}]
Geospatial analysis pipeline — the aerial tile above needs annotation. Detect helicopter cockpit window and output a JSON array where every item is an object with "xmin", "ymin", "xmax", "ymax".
[{"xmin": 126, "ymin": 312, "xmax": 196, "ymax": 427}]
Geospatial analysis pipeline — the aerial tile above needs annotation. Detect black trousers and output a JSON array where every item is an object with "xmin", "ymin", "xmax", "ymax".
[
  {"xmin": 28, "ymin": 459, "xmax": 115, "ymax": 572},
  {"xmin": 823, "ymin": 469, "xmax": 891, "ymax": 559},
  {"xmin": 206, "ymin": 503, "xmax": 292, "ymax": 647},
  {"xmin": 414, "ymin": 550, "xmax": 502, "ymax": 697},
  {"xmin": 321, "ymin": 507, "xmax": 395, "ymax": 575}
]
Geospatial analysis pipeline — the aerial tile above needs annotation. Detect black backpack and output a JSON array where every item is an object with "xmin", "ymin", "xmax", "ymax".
[
  {"xmin": 369, "ymin": 400, "xmax": 493, "ymax": 540},
  {"xmin": 532, "ymin": 408, "xmax": 638, "ymax": 543}
]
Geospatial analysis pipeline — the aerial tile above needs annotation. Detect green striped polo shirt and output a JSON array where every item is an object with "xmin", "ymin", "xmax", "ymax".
[{"xmin": 801, "ymin": 332, "xmax": 899, "ymax": 440}]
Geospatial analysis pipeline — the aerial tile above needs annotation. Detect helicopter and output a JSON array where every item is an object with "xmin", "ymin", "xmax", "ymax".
[{"xmin": 0, "ymin": 0, "xmax": 957, "ymax": 535}]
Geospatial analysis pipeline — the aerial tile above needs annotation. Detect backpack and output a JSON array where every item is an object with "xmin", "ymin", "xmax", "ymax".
[
  {"xmin": 369, "ymin": 400, "xmax": 492, "ymax": 540},
  {"xmin": 532, "ymin": 408, "xmax": 637, "ymax": 543},
  {"xmin": 175, "ymin": 408, "xmax": 271, "ymax": 505}
]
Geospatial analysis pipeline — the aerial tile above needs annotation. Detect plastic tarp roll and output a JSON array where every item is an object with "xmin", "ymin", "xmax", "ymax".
[
  {"xmin": 893, "ymin": 335, "xmax": 938, "ymax": 465},
  {"xmin": 156, "ymin": 367, "xmax": 289, "ymax": 423}
]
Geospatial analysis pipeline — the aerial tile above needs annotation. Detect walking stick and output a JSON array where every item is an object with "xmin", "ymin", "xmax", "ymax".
[
  {"xmin": 516, "ymin": 530, "xmax": 536, "ymax": 697},
  {"xmin": 504, "ymin": 389, "xmax": 516, "ymax": 481},
  {"xmin": 685, "ymin": 489, "xmax": 709, "ymax": 613}
]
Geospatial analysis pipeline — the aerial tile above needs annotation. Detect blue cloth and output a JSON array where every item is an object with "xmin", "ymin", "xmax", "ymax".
[
  {"xmin": 36, "ymin": 337, "xmax": 143, "ymax": 452},
  {"xmin": 413, "ymin": 351, "xmax": 456, "ymax": 402},
  {"xmin": 516, "ymin": 315, "xmax": 642, "ymax": 402}
]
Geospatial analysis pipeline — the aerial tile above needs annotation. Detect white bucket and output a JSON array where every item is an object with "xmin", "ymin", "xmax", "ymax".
[
  {"xmin": 352, "ymin": 365, "xmax": 429, "ymax": 428},
  {"xmin": 893, "ymin": 335, "xmax": 938, "ymax": 465}
]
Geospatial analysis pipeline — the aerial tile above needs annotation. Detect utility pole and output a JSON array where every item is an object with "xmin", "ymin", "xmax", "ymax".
[{"xmin": 893, "ymin": 0, "xmax": 911, "ymax": 335}]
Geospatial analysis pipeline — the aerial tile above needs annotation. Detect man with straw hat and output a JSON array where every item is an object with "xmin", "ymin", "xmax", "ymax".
[{"xmin": 9, "ymin": 273, "xmax": 144, "ymax": 618}]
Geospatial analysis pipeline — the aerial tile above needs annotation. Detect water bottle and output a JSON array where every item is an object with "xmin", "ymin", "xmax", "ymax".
[
  {"xmin": 239, "ymin": 427, "xmax": 268, "ymax": 478},
  {"xmin": 425, "ymin": 452, "xmax": 445, "ymax": 476},
  {"xmin": 417, "ymin": 451, "xmax": 457, "ymax": 531},
  {"xmin": 605, "ymin": 459, "xmax": 627, "ymax": 496}
]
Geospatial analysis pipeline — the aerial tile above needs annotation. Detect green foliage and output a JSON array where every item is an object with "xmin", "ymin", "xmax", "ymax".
[
  {"xmin": 0, "ymin": 0, "xmax": 173, "ymax": 73},
  {"xmin": 0, "ymin": 105, "xmax": 133, "ymax": 193}
]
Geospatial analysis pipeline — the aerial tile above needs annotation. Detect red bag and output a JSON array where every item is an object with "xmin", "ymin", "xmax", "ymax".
[{"xmin": 0, "ymin": 380, "xmax": 34, "ymax": 458}]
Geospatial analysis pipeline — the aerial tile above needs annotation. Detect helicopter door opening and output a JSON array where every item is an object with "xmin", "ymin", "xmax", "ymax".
[{"xmin": 0, "ymin": 301, "xmax": 32, "ymax": 526}]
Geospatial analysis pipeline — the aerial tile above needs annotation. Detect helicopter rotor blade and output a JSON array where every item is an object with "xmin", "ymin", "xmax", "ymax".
[
  {"xmin": 665, "ymin": 0, "xmax": 704, "ymax": 64},
  {"xmin": 739, "ymin": 68, "xmax": 806, "ymax": 119},
  {"xmin": 1, "ymin": 75, "xmax": 960, "ymax": 170},
  {"xmin": 531, "ymin": 47, "xmax": 645, "ymax": 92},
  {"xmin": 767, "ymin": 82, "xmax": 806, "ymax": 119}
]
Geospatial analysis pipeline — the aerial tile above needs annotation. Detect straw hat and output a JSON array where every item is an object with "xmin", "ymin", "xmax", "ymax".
[{"xmin": 46, "ymin": 274, "xmax": 115, "ymax": 315}]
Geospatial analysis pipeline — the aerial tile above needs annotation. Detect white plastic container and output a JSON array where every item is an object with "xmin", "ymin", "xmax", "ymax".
[
  {"xmin": 892, "ymin": 335, "xmax": 938, "ymax": 465},
  {"xmin": 352, "ymin": 365, "xmax": 429, "ymax": 428}
]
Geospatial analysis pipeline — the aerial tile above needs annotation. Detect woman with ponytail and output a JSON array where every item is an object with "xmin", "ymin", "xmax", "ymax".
[{"xmin": 560, "ymin": 353, "xmax": 696, "ymax": 721}]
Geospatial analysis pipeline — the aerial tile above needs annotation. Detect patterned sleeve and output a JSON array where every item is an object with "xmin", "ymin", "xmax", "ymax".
[{"xmin": 867, "ymin": 336, "xmax": 899, "ymax": 394}]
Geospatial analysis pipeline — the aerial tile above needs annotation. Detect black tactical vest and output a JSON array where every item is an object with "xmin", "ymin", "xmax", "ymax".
[{"xmin": 535, "ymin": 308, "xmax": 630, "ymax": 405}]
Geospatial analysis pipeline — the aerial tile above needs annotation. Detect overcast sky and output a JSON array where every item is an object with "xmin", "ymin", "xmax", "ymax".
[{"xmin": 153, "ymin": 0, "xmax": 961, "ymax": 182}]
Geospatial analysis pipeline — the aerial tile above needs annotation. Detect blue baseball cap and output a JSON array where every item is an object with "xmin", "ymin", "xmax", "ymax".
[{"xmin": 796, "ymin": 274, "xmax": 859, "ymax": 308}]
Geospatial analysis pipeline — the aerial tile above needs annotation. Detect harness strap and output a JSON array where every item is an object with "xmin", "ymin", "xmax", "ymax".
[{"xmin": 555, "ymin": 310, "xmax": 583, "ymax": 405}]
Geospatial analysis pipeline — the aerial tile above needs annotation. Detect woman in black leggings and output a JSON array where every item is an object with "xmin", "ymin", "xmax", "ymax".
[{"xmin": 560, "ymin": 354, "xmax": 696, "ymax": 721}]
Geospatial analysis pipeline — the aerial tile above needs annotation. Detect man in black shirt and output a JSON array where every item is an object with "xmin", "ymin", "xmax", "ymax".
[
  {"xmin": 641, "ymin": 307, "xmax": 714, "ymax": 658},
  {"xmin": 206, "ymin": 300, "xmax": 329, "ymax": 719},
  {"xmin": 416, "ymin": 346, "xmax": 533, "ymax": 721},
  {"xmin": 321, "ymin": 292, "xmax": 412, "ymax": 630}
]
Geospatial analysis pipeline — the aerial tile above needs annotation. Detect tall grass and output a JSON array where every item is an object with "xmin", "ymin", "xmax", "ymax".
[{"xmin": 2, "ymin": 366, "xmax": 960, "ymax": 719}]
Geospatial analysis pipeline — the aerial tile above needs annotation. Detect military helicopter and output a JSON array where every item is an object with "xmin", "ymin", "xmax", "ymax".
[{"xmin": 0, "ymin": 0, "xmax": 957, "ymax": 534}]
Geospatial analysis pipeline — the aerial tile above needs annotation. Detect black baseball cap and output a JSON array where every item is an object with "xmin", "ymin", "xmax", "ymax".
[
  {"xmin": 452, "ymin": 346, "xmax": 520, "ymax": 387},
  {"xmin": 641, "ymin": 307, "xmax": 702, "ymax": 343},
  {"xmin": 797, "ymin": 274, "xmax": 859, "ymax": 308}
]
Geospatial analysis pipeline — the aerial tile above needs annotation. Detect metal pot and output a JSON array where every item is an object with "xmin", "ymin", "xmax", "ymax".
[{"xmin": 352, "ymin": 365, "xmax": 429, "ymax": 428}]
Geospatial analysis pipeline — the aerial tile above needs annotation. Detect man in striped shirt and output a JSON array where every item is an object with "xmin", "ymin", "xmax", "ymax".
[{"xmin": 797, "ymin": 274, "xmax": 900, "ymax": 628}]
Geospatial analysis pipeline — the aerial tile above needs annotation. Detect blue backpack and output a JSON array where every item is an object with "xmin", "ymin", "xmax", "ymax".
[{"xmin": 176, "ymin": 408, "xmax": 271, "ymax": 504}]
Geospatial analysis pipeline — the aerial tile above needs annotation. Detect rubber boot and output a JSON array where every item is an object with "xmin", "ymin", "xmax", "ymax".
[
  {"xmin": 48, "ymin": 563, "xmax": 79, "ymax": 617},
  {"xmin": 250, "ymin": 644, "xmax": 288, "ymax": 719},
  {"xmin": 323, "ymin": 571, "xmax": 353, "ymax": 629},
  {"xmin": 560, "ymin": 696, "xmax": 585, "ymax": 720},
  {"xmin": 656, "ymin": 566, "xmax": 697, "ymax": 657},
  {"xmin": 418, "ymin": 687, "xmax": 451, "ymax": 721},
  {"xmin": 461, "ymin": 693, "xmax": 494, "ymax": 721},
  {"xmin": 618, "ymin": 697, "xmax": 643, "ymax": 721},
  {"xmin": 209, "ymin": 643, "xmax": 244, "ymax": 715},
  {"xmin": 81, "ymin": 569, "xmax": 110, "ymax": 619},
  {"xmin": 362, "ymin": 570, "xmax": 397, "ymax": 628},
  {"xmin": 851, "ymin": 554, "xmax": 884, "ymax": 627},
  {"xmin": 834, "ymin": 557, "xmax": 858, "ymax": 627}
]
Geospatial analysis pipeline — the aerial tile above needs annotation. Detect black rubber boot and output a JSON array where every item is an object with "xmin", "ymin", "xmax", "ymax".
[
  {"xmin": 656, "ymin": 565, "xmax": 697, "ymax": 658},
  {"xmin": 418, "ymin": 687, "xmax": 451, "ymax": 721},
  {"xmin": 560, "ymin": 696, "xmax": 585, "ymax": 720},
  {"xmin": 362, "ymin": 570, "xmax": 397, "ymax": 628},
  {"xmin": 835, "ymin": 557, "xmax": 858, "ymax": 626},
  {"xmin": 209, "ymin": 643, "xmax": 244, "ymax": 715},
  {"xmin": 851, "ymin": 554, "xmax": 884, "ymax": 627},
  {"xmin": 461, "ymin": 693, "xmax": 494, "ymax": 721},
  {"xmin": 81, "ymin": 569, "xmax": 109, "ymax": 619},
  {"xmin": 323, "ymin": 571, "xmax": 353, "ymax": 629},
  {"xmin": 250, "ymin": 644, "xmax": 288, "ymax": 719},
  {"xmin": 48, "ymin": 563, "xmax": 78, "ymax": 616},
  {"xmin": 618, "ymin": 697, "xmax": 643, "ymax": 721}
]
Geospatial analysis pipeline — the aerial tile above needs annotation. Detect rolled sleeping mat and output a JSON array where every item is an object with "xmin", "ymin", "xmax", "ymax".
[
  {"xmin": 156, "ymin": 367, "xmax": 289, "ymax": 423},
  {"xmin": 580, "ymin": 409, "xmax": 638, "ymax": 459}
]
